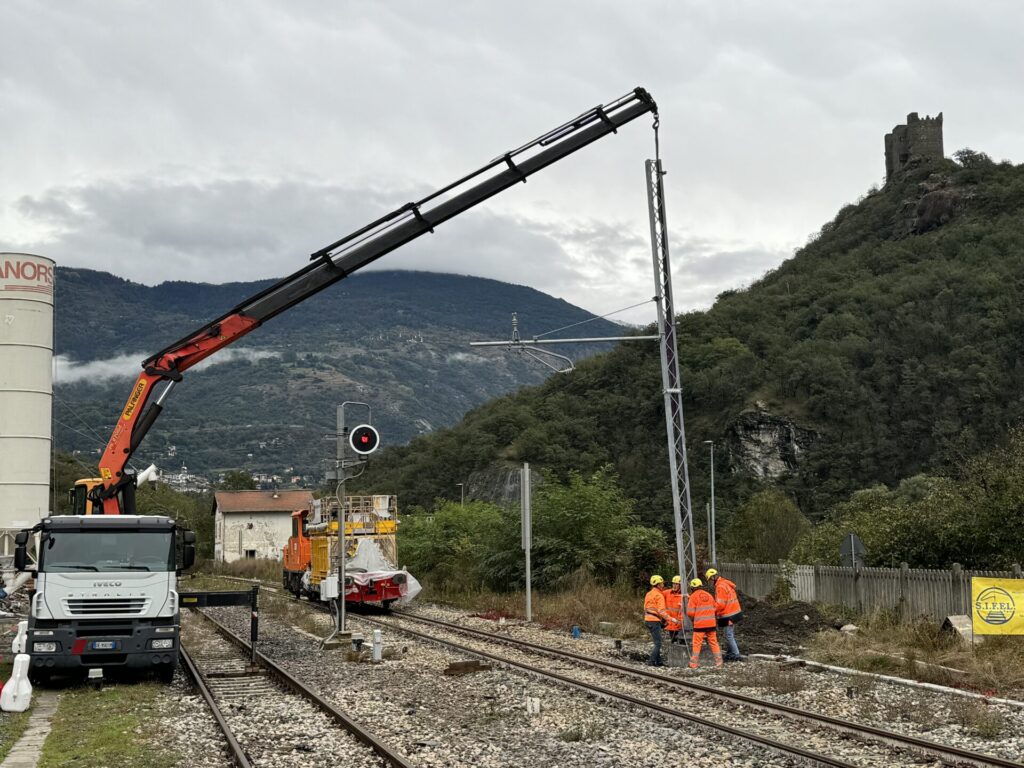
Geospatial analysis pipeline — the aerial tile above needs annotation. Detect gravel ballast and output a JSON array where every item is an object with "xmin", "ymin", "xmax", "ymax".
[
  {"xmin": 401, "ymin": 602, "xmax": 1024, "ymax": 763},
  {"xmin": 204, "ymin": 604, "xmax": 817, "ymax": 768},
  {"xmin": 182, "ymin": 612, "xmax": 388, "ymax": 768}
]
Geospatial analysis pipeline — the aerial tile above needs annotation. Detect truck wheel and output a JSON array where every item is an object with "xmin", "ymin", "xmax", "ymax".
[
  {"xmin": 28, "ymin": 668, "xmax": 51, "ymax": 685},
  {"xmin": 156, "ymin": 664, "xmax": 176, "ymax": 684}
]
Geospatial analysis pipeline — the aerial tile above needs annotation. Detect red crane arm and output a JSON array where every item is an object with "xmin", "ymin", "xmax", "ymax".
[{"xmin": 96, "ymin": 314, "xmax": 259, "ymax": 512}]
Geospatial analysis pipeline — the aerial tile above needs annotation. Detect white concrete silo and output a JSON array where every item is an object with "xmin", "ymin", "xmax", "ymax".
[{"xmin": 0, "ymin": 253, "xmax": 55, "ymax": 559}]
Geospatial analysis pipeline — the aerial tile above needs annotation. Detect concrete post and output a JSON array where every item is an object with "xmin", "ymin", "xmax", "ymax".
[
  {"xmin": 1013, "ymin": 563, "xmax": 1022, "ymax": 579},
  {"xmin": 899, "ymin": 562, "xmax": 910, "ymax": 624},
  {"xmin": 951, "ymin": 563, "xmax": 964, "ymax": 616},
  {"xmin": 854, "ymin": 560, "xmax": 863, "ymax": 615}
]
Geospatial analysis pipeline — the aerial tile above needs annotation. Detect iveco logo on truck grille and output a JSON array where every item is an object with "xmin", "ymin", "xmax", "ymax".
[{"xmin": 92, "ymin": 581, "xmax": 123, "ymax": 587}]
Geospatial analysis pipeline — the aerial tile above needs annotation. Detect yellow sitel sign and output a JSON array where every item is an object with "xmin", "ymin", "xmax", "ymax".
[{"xmin": 972, "ymin": 577, "xmax": 1024, "ymax": 635}]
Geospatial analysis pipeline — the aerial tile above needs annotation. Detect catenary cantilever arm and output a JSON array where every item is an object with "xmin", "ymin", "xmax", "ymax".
[{"xmin": 95, "ymin": 87, "xmax": 658, "ymax": 513}]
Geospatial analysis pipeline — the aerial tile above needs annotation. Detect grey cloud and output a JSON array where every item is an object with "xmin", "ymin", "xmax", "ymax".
[
  {"xmin": 3, "ymin": 0, "xmax": 1022, "ymax": 323},
  {"xmin": 7, "ymin": 173, "xmax": 777, "ymax": 325}
]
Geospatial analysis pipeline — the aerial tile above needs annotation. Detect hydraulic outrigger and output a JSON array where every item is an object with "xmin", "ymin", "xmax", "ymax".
[{"xmin": 88, "ymin": 87, "xmax": 659, "ymax": 515}]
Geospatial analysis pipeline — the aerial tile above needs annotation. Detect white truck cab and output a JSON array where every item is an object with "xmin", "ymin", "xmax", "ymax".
[{"xmin": 14, "ymin": 514, "xmax": 195, "ymax": 682}]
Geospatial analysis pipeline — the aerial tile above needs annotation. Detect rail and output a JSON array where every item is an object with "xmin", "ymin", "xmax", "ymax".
[
  {"xmin": 370, "ymin": 612, "xmax": 1021, "ymax": 768},
  {"xmin": 187, "ymin": 607, "xmax": 415, "ymax": 768},
  {"xmin": 178, "ymin": 644, "xmax": 253, "ymax": 768},
  {"xmin": 203, "ymin": 575, "xmax": 1023, "ymax": 767}
]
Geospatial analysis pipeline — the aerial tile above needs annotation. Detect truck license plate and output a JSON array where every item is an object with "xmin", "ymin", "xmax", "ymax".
[{"xmin": 91, "ymin": 641, "xmax": 116, "ymax": 650}]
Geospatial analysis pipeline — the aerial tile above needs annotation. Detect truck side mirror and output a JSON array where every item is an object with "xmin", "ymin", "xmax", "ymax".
[
  {"xmin": 182, "ymin": 544, "xmax": 196, "ymax": 571},
  {"xmin": 13, "ymin": 531, "xmax": 28, "ymax": 571},
  {"xmin": 182, "ymin": 530, "xmax": 196, "ymax": 545}
]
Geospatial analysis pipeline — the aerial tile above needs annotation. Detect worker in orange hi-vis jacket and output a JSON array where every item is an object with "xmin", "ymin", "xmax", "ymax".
[
  {"xmin": 663, "ymin": 575, "xmax": 684, "ymax": 644},
  {"xmin": 685, "ymin": 578, "xmax": 723, "ymax": 669},
  {"xmin": 706, "ymin": 568, "xmax": 743, "ymax": 662},
  {"xmin": 643, "ymin": 575, "xmax": 671, "ymax": 667}
]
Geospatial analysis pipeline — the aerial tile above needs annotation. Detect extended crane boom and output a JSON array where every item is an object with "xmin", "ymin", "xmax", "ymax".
[{"xmin": 92, "ymin": 87, "xmax": 658, "ymax": 514}]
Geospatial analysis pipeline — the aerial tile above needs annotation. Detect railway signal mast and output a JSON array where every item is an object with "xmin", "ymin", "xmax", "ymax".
[{"xmin": 323, "ymin": 402, "xmax": 378, "ymax": 642}]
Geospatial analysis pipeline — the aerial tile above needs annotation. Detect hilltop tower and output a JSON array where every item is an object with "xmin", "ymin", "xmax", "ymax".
[{"xmin": 885, "ymin": 112, "xmax": 944, "ymax": 180}]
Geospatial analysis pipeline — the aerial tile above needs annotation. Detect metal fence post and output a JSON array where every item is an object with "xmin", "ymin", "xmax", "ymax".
[{"xmin": 250, "ymin": 586, "xmax": 259, "ymax": 666}]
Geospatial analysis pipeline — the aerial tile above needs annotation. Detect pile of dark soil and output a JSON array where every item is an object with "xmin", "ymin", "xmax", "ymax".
[{"xmin": 735, "ymin": 593, "xmax": 837, "ymax": 655}]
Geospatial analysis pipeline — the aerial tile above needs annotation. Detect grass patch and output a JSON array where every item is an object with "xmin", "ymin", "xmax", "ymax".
[
  {"xmin": 418, "ymin": 576, "xmax": 644, "ymax": 637},
  {"xmin": 190, "ymin": 574, "xmax": 332, "ymax": 639},
  {"xmin": 951, "ymin": 699, "xmax": 1005, "ymax": 738},
  {"xmin": 38, "ymin": 683, "xmax": 176, "ymax": 768},
  {"xmin": 198, "ymin": 557, "xmax": 280, "ymax": 583},
  {"xmin": 806, "ymin": 613, "xmax": 1024, "ymax": 696},
  {"xmin": 0, "ymin": 657, "xmax": 31, "ymax": 761},
  {"xmin": 0, "ymin": 709, "xmax": 32, "ymax": 762}
]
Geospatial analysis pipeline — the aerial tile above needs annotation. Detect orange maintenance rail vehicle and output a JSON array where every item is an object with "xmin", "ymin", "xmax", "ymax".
[{"xmin": 282, "ymin": 495, "xmax": 412, "ymax": 608}]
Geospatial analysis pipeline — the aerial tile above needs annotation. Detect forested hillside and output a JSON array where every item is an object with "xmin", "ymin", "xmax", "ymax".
[
  {"xmin": 53, "ymin": 269, "xmax": 621, "ymax": 476},
  {"xmin": 358, "ymin": 152, "xmax": 1024, "ymax": 539}
]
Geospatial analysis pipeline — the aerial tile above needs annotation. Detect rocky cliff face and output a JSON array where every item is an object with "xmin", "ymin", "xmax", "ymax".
[
  {"xmin": 896, "ymin": 169, "xmax": 971, "ymax": 235},
  {"xmin": 726, "ymin": 406, "xmax": 817, "ymax": 479}
]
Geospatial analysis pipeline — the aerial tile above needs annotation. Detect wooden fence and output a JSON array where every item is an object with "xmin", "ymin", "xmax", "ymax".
[{"xmin": 719, "ymin": 560, "xmax": 1024, "ymax": 623}]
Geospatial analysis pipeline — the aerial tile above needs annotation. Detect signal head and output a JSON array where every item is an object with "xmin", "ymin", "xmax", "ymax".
[{"xmin": 348, "ymin": 424, "xmax": 380, "ymax": 456}]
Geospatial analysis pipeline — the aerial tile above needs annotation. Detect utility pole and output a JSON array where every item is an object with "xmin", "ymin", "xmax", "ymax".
[
  {"xmin": 521, "ymin": 462, "xmax": 532, "ymax": 622},
  {"xmin": 704, "ymin": 440, "xmax": 716, "ymax": 566}
]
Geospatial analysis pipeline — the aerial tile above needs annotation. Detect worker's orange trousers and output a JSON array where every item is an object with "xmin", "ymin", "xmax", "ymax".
[{"xmin": 689, "ymin": 629, "xmax": 723, "ymax": 668}]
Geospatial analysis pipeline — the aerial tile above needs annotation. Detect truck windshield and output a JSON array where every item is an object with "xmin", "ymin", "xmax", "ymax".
[{"xmin": 40, "ymin": 531, "xmax": 175, "ymax": 573}]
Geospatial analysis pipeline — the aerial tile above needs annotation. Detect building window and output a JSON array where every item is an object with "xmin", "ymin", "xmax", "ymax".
[{"xmin": 245, "ymin": 549, "xmax": 257, "ymax": 559}]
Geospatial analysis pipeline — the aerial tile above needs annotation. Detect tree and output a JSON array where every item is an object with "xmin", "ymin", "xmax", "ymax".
[
  {"xmin": 136, "ymin": 484, "xmax": 215, "ymax": 559},
  {"xmin": 790, "ymin": 433, "xmax": 1024, "ymax": 568},
  {"xmin": 219, "ymin": 470, "xmax": 256, "ymax": 490},
  {"xmin": 397, "ymin": 501, "xmax": 506, "ymax": 593},
  {"xmin": 953, "ymin": 148, "xmax": 993, "ymax": 168},
  {"xmin": 720, "ymin": 489, "xmax": 809, "ymax": 563}
]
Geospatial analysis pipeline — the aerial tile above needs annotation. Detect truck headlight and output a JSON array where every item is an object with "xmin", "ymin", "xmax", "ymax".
[
  {"xmin": 151, "ymin": 639, "xmax": 174, "ymax": 650},
  {"xmin": 33, "ymin": 642, "xmax": 57, "ymax": 653}
]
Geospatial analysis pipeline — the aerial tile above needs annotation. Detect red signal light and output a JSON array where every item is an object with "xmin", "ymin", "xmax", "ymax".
[{"xmin": 349, "ymin": 424, "xmax": 380, "ymax": 455}]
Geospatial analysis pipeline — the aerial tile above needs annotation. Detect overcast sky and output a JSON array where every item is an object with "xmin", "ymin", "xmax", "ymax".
[{"xmin": 2, "ymin": 1, "xmax": 1021, "ymax": 325}]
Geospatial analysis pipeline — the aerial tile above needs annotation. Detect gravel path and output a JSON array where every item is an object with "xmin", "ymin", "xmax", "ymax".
[{"xmin": 182, "ymin": 612, "xmax": 388, "ymax": 768}]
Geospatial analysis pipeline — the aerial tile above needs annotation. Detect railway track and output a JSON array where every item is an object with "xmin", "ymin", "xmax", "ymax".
[
  {"xmin": 180, "ymin": 608, "xmax": 414, "ymax": 768},
  {"xmin": 368, "ymin": 612, "xmax": 1023, "ymax": 768},
  {"xmin": 202, "ymin": 575, "xmax": 1023, "ymax": 767}
]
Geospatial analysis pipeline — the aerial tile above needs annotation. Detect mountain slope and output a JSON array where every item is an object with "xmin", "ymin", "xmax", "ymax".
[
  {"xmin": 356, "ymin": 153, "xmax": 1024, "ymax": 526},
  {"xmin": 53, "ymin": 269, "xmax": 624, "ymax": 476}
]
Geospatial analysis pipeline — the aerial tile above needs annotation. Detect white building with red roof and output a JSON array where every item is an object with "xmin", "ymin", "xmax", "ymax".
[{"xmin": 213, "ymin": 489, "xmax": 313, "ymax": 563}]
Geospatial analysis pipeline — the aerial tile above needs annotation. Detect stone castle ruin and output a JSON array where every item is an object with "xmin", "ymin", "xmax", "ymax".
[{"xmin": 885, "ymin": 112, "xmax": 944, "ymax": 179}]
